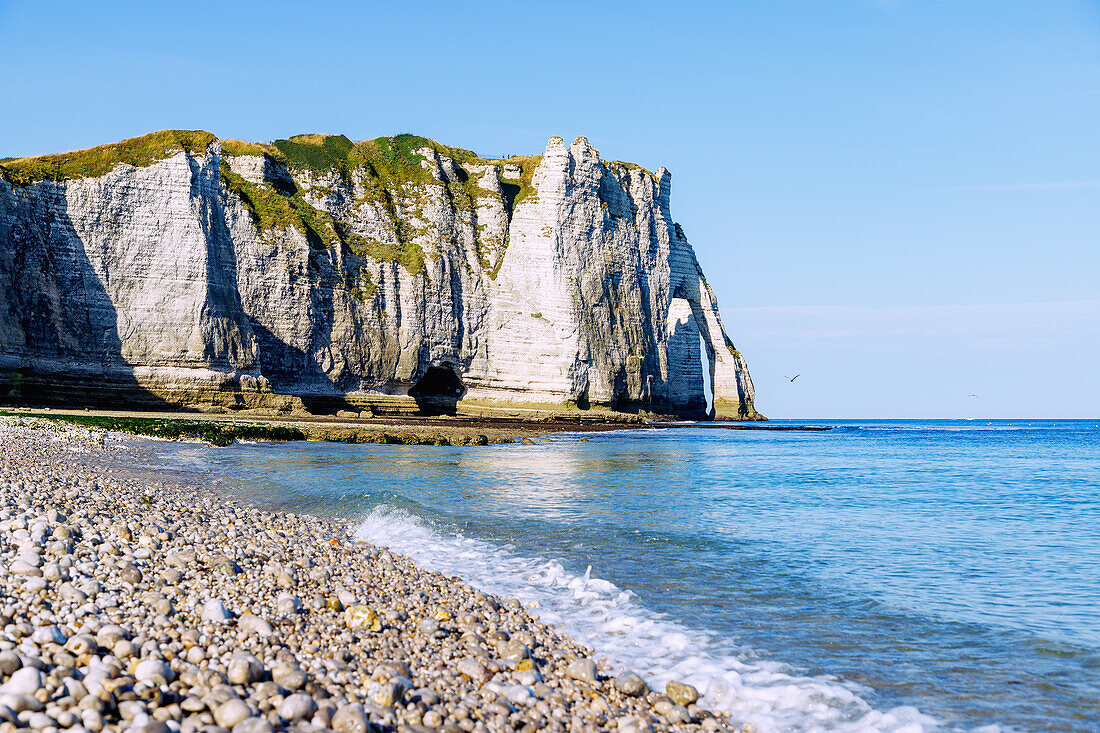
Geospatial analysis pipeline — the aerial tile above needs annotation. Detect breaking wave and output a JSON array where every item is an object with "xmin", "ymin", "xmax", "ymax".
[{"xmin": 353, "ymin": 505, "xmax": 942, "ymax": 733}]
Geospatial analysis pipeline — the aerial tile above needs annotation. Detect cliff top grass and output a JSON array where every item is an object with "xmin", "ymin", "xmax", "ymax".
[
  {"xmin": 220, "ymin": 133, "xmax": 479, "ymax": 177},
  {"xmin": 216, "ymin": 132, "xmax": 546, "ymax": 207},
  {"xmin": 1, "ymin": 129, "xmax": 656, "ymax": 188},
  {"xmin": 220, "ymin": 138, "xmax": 283, "ymax": 159},
  {"xmin": 605, "ymin": 160, "xmax": 660, "ymax": 179},
  {"xmin": 0, "ymin": 130, "xmax": 217, "ymax": 186}
]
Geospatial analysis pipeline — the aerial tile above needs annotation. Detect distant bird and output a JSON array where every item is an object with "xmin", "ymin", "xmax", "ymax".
[
  {"xmin": 968, "ymin": 394, "xmax": 980, "ymax": 398},
  {"xmin": 784, "ymin": 374, "xmax": 800, "ymax": 383}
]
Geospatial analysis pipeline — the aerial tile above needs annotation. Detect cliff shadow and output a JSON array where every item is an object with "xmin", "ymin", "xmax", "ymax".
[
  {"xmin": 245, "ymin": 321, "xmax": 348, "ymax": 414},
  {"xmin": 0, "ymin": 184, "xmax": 172, "ymax": 410}
]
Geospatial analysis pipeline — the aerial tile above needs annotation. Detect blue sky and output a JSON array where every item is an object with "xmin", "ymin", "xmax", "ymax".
[{"xmin": 1, "ymin": 0, "xmax": 1096, "ymax": 417}]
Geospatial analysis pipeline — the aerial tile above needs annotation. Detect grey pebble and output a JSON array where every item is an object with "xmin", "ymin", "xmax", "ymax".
[
  {"xmin": 614, "ymin": 671, "xmax": 649, "ymax": 697},
  {"xmin": 565, "ymin": 658, "xmax": 597, "ymax": 683}
]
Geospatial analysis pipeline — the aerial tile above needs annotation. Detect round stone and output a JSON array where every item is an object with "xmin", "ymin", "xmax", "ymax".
[
  {"xmin": 214, "ymin": 699, "xmax": 252, "ymax": 729},
  {"xmin": 618, "ymin": 715, "xmax": 654, "ymax": 733},
  {"xmin": 343, "ymin": 605, "xmax": 379, "ymax": 631},
  {"xmin": 226, "ymin": 653, "xmax": 264, "ymax": 685},
  {"xmin": 117, "ymin": 700, "xmax": 147, "ymax": 721},
  {"xmin": 498, "ymin": 639, "xmax": 529, "ymax": 661},
  {"xmin": 237, "ymin": 614, "xmax": 273, "ymax": 637},
  {"xmin": 0, "ymin": 667, "xmax": 44, "ymax": 696},
  {"xmin": 64, "ymin": 635, "xmax": 97, "ymax": 656},
  {"xmin": 505, "ymin": 685, "xmax": 534, "ymax": 706},
  {"xmin": 112, "ymin": 639, "xmax": 136, "ymax": 659},
  {"xmin": 133, "ymin": 658, "xmax": 175, "ymax": 685},
  {"xmin": 0, "ymin": 651, "xmax": 22, "ymax": 676},
  {"xmin": 271, "ymin": 662, "xmax": 306, "ymax": 691},
  {"xmin": 118, "ymin": 564, "xmax": 142, "ymax": 585},
  {"xmin": 277, "ymin": 693, "xmax": 317, "ymax": 722},
  {"xmin": 666, "ymin": 680, "xmax": 700, "ymax": 706},
  {"xmin": 26, "ymin": 711, "xmax": 55, "ymax": 729},
  {"xmin": 565, "ymin": 658, "xmax": 597, "ymax": 683},
  {"xmin": 331, "ymin": 703, "xmax": 369, "ymax": 733},
  {"xmin": 613, "ymin": 671, "xmax": 648, "ymax": 697},
  {"xmin": 23, "ymin": 577, "xmax": 47, "ymax": 593},
  {"xmin": 0, "ymin": 693, "xmax": 42, "ymax": 713},
  {"xmin": 9, "ymin": 560, "xmax": 39, "ymax": 576},
  {"xmin": 275, "ymin": 593, "xmax": 302, "ymax": 616},
  {"xmin": 129, "ymin": 721, "xmax": 169, "ymax": 733},
  {"xmin": 456, "ymin": 658, "xmax": 488, "ymax": 683},
  {"xmin": 94, "ymin": 624, "xmax": 125, "ymax": 646},
  {"xmin": 81, "ymin": 709, "xmax": 105, "ymax": 732},
  {"xmin": 372, "ymin": 677, "xmax": 410, "ymax": 707}
]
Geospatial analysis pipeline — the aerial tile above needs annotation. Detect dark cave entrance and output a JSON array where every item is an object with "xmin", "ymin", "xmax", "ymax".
[{"xmin": 409, "ymin": 363, "xmax": 467, "ymax": 416}]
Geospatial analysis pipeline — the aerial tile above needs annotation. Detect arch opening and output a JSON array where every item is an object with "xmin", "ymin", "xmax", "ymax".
[
  {"xmin": 700, "ymin": 333, "xmax": 714, "ymax": 417},
  {"xmin": 409, "ymin": 363, "xmax": 467, "ymax": 416}
]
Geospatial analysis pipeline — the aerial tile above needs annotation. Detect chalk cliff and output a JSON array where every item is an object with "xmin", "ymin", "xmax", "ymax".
[{"xmin": 0, "ymin": 130, "xmax": 759, "ymax": 419}]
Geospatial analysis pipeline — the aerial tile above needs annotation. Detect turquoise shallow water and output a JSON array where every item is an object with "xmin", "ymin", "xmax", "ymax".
[{"xmin": 151, "ymin": 420, "xmax": 1100, "ymax": 732}]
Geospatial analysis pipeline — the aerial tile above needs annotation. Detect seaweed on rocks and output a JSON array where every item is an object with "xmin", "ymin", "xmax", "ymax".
[{"xmin": 8, "ymin": 413, "xmax": 305, "ymax": 446}]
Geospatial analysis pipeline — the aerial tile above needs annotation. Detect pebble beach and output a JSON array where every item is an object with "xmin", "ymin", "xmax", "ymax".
[{"xmin": 0, "ymin": 418, "xmax": 731, "ymax": 733}]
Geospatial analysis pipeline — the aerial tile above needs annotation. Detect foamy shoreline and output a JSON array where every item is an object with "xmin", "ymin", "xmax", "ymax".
[{"xmin": 0, "ymin": 417, "xmax": 728, "ymax": 733}]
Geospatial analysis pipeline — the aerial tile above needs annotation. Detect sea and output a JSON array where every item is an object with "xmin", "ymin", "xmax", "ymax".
[{"xmin": 146, "ymin": 420, "xmax": 1100, "ymax": 732}]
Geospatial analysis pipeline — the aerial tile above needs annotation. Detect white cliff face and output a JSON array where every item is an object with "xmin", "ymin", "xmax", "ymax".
[{"xmin": 0, "ymin": 133, "xmax": 759, "ymax": 419}]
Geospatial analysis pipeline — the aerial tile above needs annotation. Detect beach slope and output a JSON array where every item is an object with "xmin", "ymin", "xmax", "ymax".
[{"xmin": 0, "ymin": 418, "xmax": 730, "ymax": 733}]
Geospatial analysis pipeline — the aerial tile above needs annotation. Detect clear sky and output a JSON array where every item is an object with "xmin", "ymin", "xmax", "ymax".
[{"xmin": 1, "ymin": 0, "xmax": 1096, "ymax": 418}]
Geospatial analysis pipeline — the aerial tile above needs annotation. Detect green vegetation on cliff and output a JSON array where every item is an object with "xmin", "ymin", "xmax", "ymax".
[
  {"xmin": 500, "ymin": 155, "xmax": 541, "ymax": 209},
  {"xmin": 220, "ymin": 134, "xmax": 455, "ymax": 275},
  {"xmin": 605, "ymin": 160, "xmax": 658, "ymax": 178},
  {"xmin": 331, "ymin": 220, "xmax": 425, "ymax": 276},
  {"xmin": 0, "ymin": 130, "xmax": 217, "ymax": 186},
  {"xmin": 224, "ymin": 133, "xmax": 540, "ymax": 216},
  {"xmin": 1, "ymin": 129, "xmax": 548, "ymax": 206},
  {"xmin": 254, "ymin": 133, "xmax": 541, "ymax": 277},
  {"xmin": 219, "ymin": 165, "xmax": 339, "ymax": 251},
  {"xmin": 274, "ymin": 134, "xmax": 356, "ymax": 172},
  {"xmin": 219, "ymin": 139, "xmax": 286, "ymax": 161},
  {"xmin": 218, "ymin": 151, "xmax": 427, "ymax": 281},
  {"xmin": 0, "ymin": 129, "xmax": 548, "ymax": 279}
]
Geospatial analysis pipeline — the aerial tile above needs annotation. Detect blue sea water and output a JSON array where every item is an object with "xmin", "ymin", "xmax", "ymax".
[{"xmin": 150, "ymin": 420, "xmax": 1100, "ymax": 732}]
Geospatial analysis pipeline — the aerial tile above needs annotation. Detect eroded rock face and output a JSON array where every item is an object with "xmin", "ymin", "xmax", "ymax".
[{"xmin": 0, "ymin": 133, "xmax": 759, "ymax": 419}]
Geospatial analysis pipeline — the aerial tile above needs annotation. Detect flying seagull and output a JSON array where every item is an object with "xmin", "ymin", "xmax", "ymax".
[
  {"xmin": 784, "ymin": 374, "xmax": 800, "ymax": 383},
  {"xmin": 968, "ymin": 394, "xmax": 980, "ymax": 398}
]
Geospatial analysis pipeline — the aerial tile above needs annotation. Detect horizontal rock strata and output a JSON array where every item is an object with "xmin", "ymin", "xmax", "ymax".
[{"xmin": 0, "ymin": 131, "xmax": 759, "ymax": 419}]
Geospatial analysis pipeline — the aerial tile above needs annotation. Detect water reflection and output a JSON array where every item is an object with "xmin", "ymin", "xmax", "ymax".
[{"xmin": 154, "ymin": 421, "xmax": 1100, "ymax": 731}]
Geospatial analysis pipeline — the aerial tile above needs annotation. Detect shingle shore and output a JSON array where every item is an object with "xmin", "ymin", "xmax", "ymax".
[{"xmin": 0, "ymin": 418, "xmax": 736, "ymax": 733}]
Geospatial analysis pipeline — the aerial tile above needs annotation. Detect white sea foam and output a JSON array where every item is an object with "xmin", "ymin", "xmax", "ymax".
[{"xmin": 353, "ymin": 505, "xmax": 942, "ymax": 733}]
